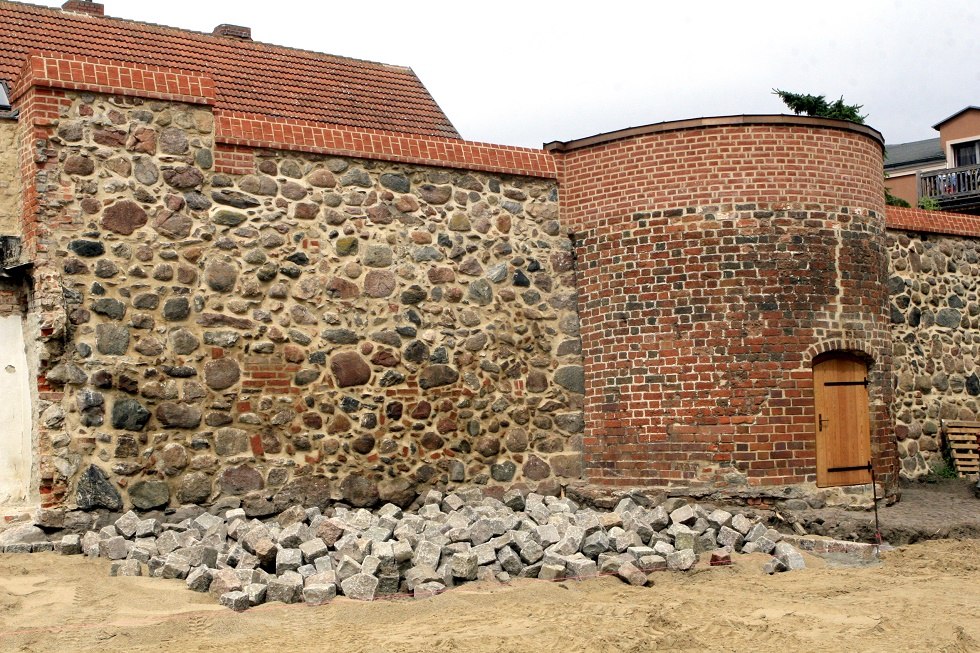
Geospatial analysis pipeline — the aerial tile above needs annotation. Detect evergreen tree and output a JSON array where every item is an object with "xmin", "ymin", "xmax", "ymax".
[{"xmin": 772, "ymin": 89, "xmax": 867, "ymax": 124}]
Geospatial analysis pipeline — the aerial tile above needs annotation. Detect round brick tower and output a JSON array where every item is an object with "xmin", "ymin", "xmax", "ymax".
[{"xmin": 548, "ymin": 115, "xmax": 896, "ymax": 502}]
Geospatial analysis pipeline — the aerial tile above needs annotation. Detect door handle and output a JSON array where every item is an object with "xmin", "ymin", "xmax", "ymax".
[{"xmin": 818, "ymin": 414, "xmax": 829, "ymax": 432}]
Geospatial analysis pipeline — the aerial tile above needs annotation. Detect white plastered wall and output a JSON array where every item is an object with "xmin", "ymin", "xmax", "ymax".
[{"xmin": 0, "ymin": 313, "xmax": 33, "ymax": 505}]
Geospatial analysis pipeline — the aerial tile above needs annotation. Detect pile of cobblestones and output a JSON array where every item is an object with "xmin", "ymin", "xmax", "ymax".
[{"xmin": 1, "ymin": 489, "xmax": 806, "ymax": 611}]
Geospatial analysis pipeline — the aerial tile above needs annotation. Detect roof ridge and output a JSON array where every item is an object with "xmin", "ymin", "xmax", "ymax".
[{"xmin": 0, "ymin": 0, "xmax": 416, "ymax": 74}]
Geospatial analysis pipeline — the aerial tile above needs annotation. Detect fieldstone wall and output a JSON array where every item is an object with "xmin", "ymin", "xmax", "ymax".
[
  {"xmin": 34, "ymin": 91, "xmax": 581, "ymax": 513},
  {"xmin": 0, "ymin": 119, "xmax": 20, "ymax": 234},
  {"xmin": 888, "ymin": 229, "xmax": 980, "ymax": 478}
]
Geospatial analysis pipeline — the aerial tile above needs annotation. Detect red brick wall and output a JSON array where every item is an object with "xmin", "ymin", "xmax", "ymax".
[
  {"xmin": 214, "ymin": 111, "xmax": 557, "ymax": 179},
  {"xmin": 886, "ymin": 205, "xmax": 980, "ymax": 237},
  {"xmin": 553, "ymin": 119, "xmax": 896, "ymax": 493}
]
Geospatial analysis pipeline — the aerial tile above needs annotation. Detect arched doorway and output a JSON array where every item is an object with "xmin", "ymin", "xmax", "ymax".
[{"xmin": 813, "ymin": 353, "xmax": 872, "ymax": 487}]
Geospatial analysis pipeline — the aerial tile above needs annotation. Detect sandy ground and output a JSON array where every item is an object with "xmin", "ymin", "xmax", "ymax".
[{"xmin": 1, "ymin": 539, "xmax": 978, "ymax": 653}]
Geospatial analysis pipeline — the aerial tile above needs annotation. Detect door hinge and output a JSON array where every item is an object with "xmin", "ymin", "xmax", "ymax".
[{"xmin": 827, "ymin": 462, "xmax": 872, "ymax": 473}]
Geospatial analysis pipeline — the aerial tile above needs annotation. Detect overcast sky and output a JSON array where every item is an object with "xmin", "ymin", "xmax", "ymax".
[{"xmin": 36, "ymin": 0, "xmax": 980, "ymax": 148}]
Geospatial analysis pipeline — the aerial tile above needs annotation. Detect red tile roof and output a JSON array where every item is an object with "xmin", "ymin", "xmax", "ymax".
[
  {"xmin": 886, "ymin": 206, "xmax": 980, "ymax": 238},
  {"xmin": 0, "ymin": 1, "xmax": 460, "ymax": 139}
]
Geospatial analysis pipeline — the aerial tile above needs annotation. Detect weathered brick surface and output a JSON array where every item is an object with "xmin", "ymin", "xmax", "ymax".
[{"xmin": 551, "ymin": 121, "xmax": 896, "ymax": 494}]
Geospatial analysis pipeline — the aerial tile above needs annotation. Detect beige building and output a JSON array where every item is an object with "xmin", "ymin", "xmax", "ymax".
[{"xmin": 886, "ymin": 107, "xmax": 980, "ymax": 214}]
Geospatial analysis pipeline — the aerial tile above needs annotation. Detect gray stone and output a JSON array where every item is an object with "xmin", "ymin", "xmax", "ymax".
[
  {"xmin": 340, "ymin": 168, "xmax": 372, "ymax": 188},
  {"xmin": 936, "ymin": 308, "xmax": 962, "ymax": 328},
  {"xmin": 716, "ymin": 526, "xmax": 744, "ymax": 549},
  {"xmin": 303, "ymin": 583, "xmax": 337, "ymax": 605},
  {"xmin": 133, "ymin": 156, "xmax": 159, "ymax": 185},
  {"xmin": 538, "ymin": 563, "xmax": 566, "ymax": 581},
  {"xmin": 163, "ymin": 166, "xmax": 204, "ymax": 189},
  {"xmin": 135, "ymin": 519, "xmax": 162, "ymax": 538},
  {"xmin": 276, "ymin": 548, "xmax": 304, "ymax": 575},
  {"xmin": 76, "ymin": 465, "xmax": 123, "ymax": 510},
  {"xmin": 219, "ymin": 590, "xmax": 250, "ymax": 612},
  {"xmin": 161, "ymin": 553, "xmax": 191, "ymax": 579},
  {"xmin": 69, "ymin": 239, "xmax": 104, "ymax": 257},
  {"xmin": 763, "ymin": 557, "xmax": 788, "ymax": 574},
  {"xmin": 186, "ymin": 566, "xmax": 212, "ymax": 592},
  {"xmin": 81, "ymin": 531, "xmax": 101, "ymax": 557},
  {"xmin": 129, "ymin": 480, "xmax": 170, "ymax": 510},
  {"xmin": 96, "ymin": 324, "xmax": 130, "ymax": 355},
  {"xmin": 110, "ymin": 559, "xmax": 142, "ymax": 577},
  {"xmin": 299, "ymin": 538, "xmax": 329, "ymax": 564},
  {"xmin": 58, "ymin": 534, "xmax": 83, "ymax": 555},
  {"xmin": 170, "ymin": 329, "xmax": 200, "ymax": 354},
  {"xmin": 554, "ymin": 366, "xmax": 585, "ymax": 394},
  {"xmin": 112, "ymin": 399, "xmax": 150, "ymax": 431},
  {"xmin": 206, "ymin": 260, "xmax": 238, "ymax": 293},
  {"xmin": 195, "ymin": 149, "xmax": 213, "ymax": 169},
  {"xmin": 666, "ymin": 549, "xmax": 698, "ymax": 571},
  {"xmin": 773, "ymin": 542, "xmax": 806, "ymax": 571},
  {"xmin": 616, "ymin": 561, "xmax": 647, "ymax": 586},
  {"xmin": 467, "ymin": 278, "xmax": 493, "ymax": 305},
  {"xmin": 0, "ymin": 524, "xmax": 47, "ymax": 547},
  {"xmin": 414, "ymin": 581, "xmax": 446, "ymax": 598},
  {"xmin": 418, "ymin": 364, "xmax": 459, "ymax": 389},
  {"xmin": 730, "ymin": 513, "xmax": 754, "ymax": 535},
  {"xmin": 211, "ymin": 188, "xmax": 261, "ymax": 209},
  {"xmin": 46, "ymin": 363, "xmax": 88, "ymax": 386},
  {"xmin": 92, "ymin": 298, "xmax": 127, "ymax": 320},
  {"xmin": 213, "ymin": 210, "xmax": 246, "ymax": 226},
  {"xmin": 245, "ymin": 583, "xmax": 267, "ymax": 606},
  {"xmin": 267, "ymin": 571, "xmax": 304, "ymax": 604},
  {"xmin": 362, "ymin": 244, "xmax": 393, "ymax": 267},
  {"xmin": 159, "ymin": 127, "xmax": 189, "ymax": 154},
  {"xmin": 156, "ymin": 403, "xmax": 202, "ymax": 429},
  {"xmin": 744, "ymin": 522, "xmax": 768, "ymax": 542},
  {"xmin": 565, "ymin": 554, "xmax": 598, "ymax": 579},
  {"xmin": 380, "ymin": 173, "xmax": 409, "ymax": 193},
  {"xmin": 451, "ymin": 552, "xmax": 479, "ymax": 580},
  {"xmin": 113, "ymin": 510, "xmax": 141, "ymax": 538},
  {"xmin": 204, "ymin": 358, "xmax": 240, "ymax": 390},
  {"xmin": 163, "ymin": 297, "xmax": 190, "ymax": 321},
  {"xmin": 340, "ymin": 573, "xmax": 379, "ymax": 601}
]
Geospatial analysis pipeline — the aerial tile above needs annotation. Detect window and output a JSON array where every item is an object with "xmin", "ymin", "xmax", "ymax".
[
  {"xmin": 0, "ymin": 81, "xmax": 10, "ymax": 112},
  {"xmin": 953, "ymin": 140, "xmax": 980, "ymax": 167}
]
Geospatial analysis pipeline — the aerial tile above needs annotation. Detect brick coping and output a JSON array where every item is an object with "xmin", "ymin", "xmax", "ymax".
[
  {"xmin": 885, "ymin": 206, "xmax": 980, "ymax": 238},
  {"xmin": 544, "ymin": 114, "xmax": 885, "ymax": 152}
]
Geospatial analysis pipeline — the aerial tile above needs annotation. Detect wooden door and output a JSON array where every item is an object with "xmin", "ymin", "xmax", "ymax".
[{"xmin": 813, "ymin": 355, "xmax": 872, "ymax": 487}]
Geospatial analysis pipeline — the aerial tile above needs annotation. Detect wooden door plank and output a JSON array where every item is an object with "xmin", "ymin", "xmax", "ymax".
[{"xmin": 814, "ymin": 356, "xmax": 872, "ymax": 487}]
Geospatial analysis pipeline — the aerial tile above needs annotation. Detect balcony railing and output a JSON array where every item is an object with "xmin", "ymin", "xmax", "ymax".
[{"xmin": 918, "ymin": 164, "xmax": 980, "ymax": 212}]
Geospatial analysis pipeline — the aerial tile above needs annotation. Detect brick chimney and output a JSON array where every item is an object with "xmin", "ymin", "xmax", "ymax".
[
  {"xmin": 212, "ymin": 24, "xmax": 252, "ymax": 40},
  {"xmin": 61, "ymin": 0, "xmax": 105, "ymax": 16}
]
